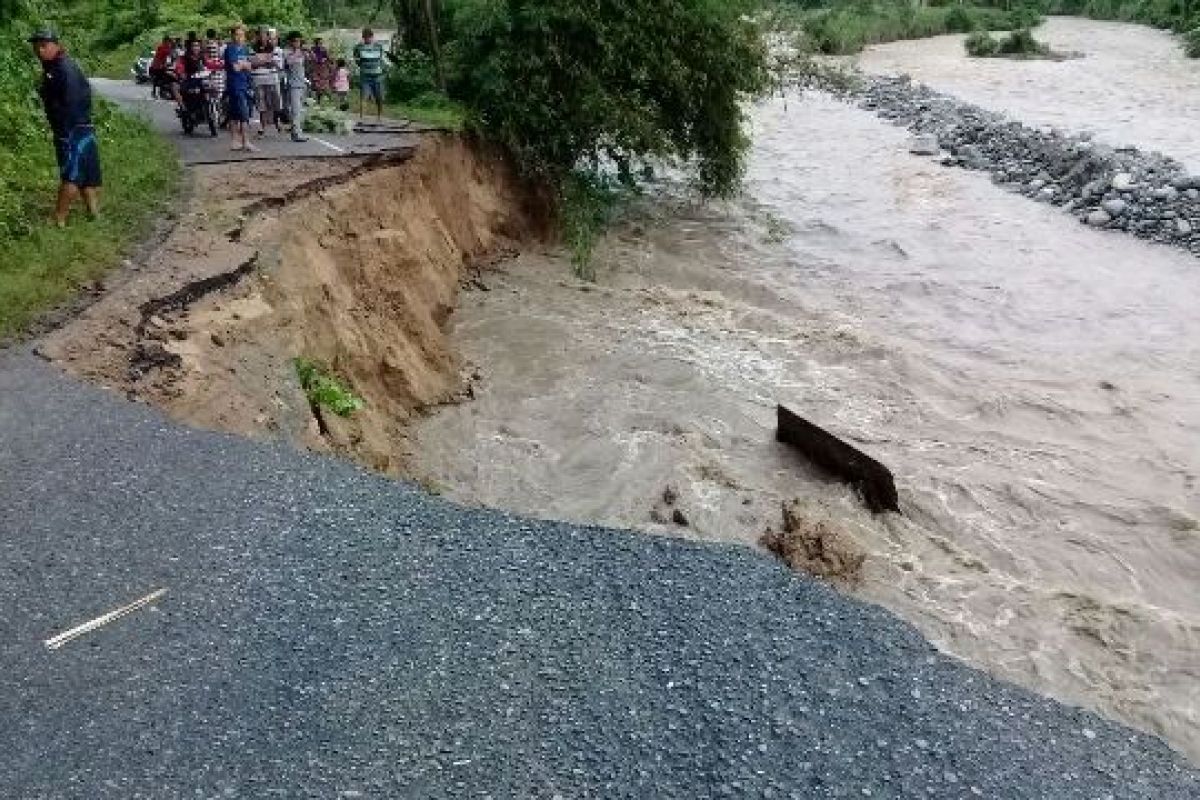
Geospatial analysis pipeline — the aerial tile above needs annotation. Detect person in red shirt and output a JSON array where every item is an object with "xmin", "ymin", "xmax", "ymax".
[
  {"xmin": 149, "ymin": 34, "xmax": 172, "ymax": 75},
  {"xmin": 150, "ymin": 34, "xmax": 182, "ymax": 105}
]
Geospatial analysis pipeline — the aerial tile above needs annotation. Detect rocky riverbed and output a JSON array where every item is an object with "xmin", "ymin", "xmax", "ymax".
[{"xmin": 817, "ymin": 72, "xmax": 1200, "ymax": 253}]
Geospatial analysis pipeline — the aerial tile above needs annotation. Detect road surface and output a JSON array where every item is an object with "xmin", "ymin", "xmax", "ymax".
[
  {"xmin": 2, "ymin": 351, "xmax": 1198, "ymax": 797},
  {"xmin": 96, "ymin": 77, "xmax": 421, "ymax": 165}
]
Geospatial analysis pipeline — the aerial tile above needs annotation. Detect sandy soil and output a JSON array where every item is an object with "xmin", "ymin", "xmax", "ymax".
[{"xmin": 41, "ymin": 138, "xmax": 542, "ymax": 473}]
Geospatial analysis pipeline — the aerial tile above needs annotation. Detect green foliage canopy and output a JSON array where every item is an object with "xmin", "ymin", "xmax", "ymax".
[{"xmin": 448, "ymin": 0, "xmax": 771, "ymax": 199}]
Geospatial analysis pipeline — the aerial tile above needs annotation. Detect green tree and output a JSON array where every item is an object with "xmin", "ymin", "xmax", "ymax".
[{"xmin": 450, "ymin": 0, "xmax": 770, "ymax": 198}]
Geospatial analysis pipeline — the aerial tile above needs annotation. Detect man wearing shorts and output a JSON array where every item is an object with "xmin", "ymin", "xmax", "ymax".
[
  {"xmin": 353, "ymin": 27, "xmax": 386, "ymax": 121},
  {"xmin": 30, "ymin": 29, "xmax": 101, "ymax": 226},
  {"xmin": 223, "ymin": 25, "xmax": 256, "ymax": 152}
]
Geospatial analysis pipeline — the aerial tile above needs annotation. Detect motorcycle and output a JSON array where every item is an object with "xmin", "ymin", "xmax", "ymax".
[
  {"xmin": 130, "ymin": 51, "xmax": 153, "ymax": 84},
  {"xmin": 177, "ymin": 71, "xmax": 220, "ymax": 137}
]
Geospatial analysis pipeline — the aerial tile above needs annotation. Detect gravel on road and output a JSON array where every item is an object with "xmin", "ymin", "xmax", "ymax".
[{"xmin": 1, "ymin": 349, "xmax": 1197, "ymax": 799}]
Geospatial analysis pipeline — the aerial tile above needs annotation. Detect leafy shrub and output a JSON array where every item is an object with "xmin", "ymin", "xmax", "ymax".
[
  {"xmin": 560, "ymin": 171, "xmax": 624, "ymax": 279},
  {"xmin": 945, "ymin": 5, "xmax": 978, "ymax": 33},
  {"xmin": 1185, "ymin": 26, "xmax": 1200, "ymax": 56},
  {"xmin": 964, "ymin": 29, "xmax": 1000, "ymax": 56},
  {"xmin": 998, "ymin": 27, "xmax": 1048, "ymax": 54},
  {"xmin": 965, "ymin": 26, "xmax": 1052, "ymax": 57},
  {"xmin": 801, "ymin": 3, "xmax": 1040, "ymax": 55},
  {"xmin": 1007, "ymin": 4, "xmax": 1044, "ymax": 29},
  {"xmin": 385, "ymin": 47, "xmax": 438, "ymax": 103},
  {"xmin": 294, "ymin": 358, "xmax": 364, "ymax": 417}
]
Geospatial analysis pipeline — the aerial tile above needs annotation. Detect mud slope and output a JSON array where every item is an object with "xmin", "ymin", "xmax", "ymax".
[{"xmin": 42, "ymin": 138, "xmax": 541, "ymax": 473}]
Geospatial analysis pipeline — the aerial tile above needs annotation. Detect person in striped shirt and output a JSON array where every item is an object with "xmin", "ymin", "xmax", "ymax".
[{"xmin": 353, "ymin": 27, "xmax": 387, "ymax": 121}]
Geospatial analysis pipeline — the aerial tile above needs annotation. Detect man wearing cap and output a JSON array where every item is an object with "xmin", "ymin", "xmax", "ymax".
[{"xmin": 29, "ymin": 29, "xmax": 102, "ymax": 226}]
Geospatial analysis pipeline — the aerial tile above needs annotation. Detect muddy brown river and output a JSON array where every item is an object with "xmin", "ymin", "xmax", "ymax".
[{"xmin": 410, "ymin": 19, "xmax": 1200, "ymax": 760}]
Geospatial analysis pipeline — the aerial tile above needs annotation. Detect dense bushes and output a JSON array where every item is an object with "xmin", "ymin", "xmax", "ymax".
[
  {"xmin": 965, "ymin": 26, "xmax": 1051, "ymax": 56},
  {"xmin": 1044, "ymin": 0, "xmax": 1199, "ymax": 33},
  {"xmin": 998, "ymin": 26, "xmax": 1047, "ymax": 53},
  {"xmin": 1186, "ymin": 25, "xmax": 1200, "ymax": 54},
  {"xmin": 964, "ymin": 29, "xmax": 1000, "ymax": 55},
  {"xmin": 0, "ymin": 16, "xmax": 178, "ymax": 337},
  {"xmin": 800, "ymin": 2, "xmax": 1040, "ymax": 55},
  {"xmin": 0, "ymin": 31, "xmax": 50, "ymax": 240}
]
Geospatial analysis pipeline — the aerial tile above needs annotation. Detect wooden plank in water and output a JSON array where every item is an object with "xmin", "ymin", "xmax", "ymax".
[{"xmin": 776, "ymin": 405, "xmax": 900, "ymax": 514}]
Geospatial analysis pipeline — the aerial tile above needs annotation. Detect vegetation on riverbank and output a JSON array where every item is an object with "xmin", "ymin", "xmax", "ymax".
[
  {"xmin": 1045, "ymin": 0, "xmax": 1198, "ymax": 34},
  {"xmin": 786, "ymin": 0, "xmax": 1200, "ymax": 57},
  {"xmin": 782, "ymin": 1, "xmax": 1041, "ymax": 55},
  {"xmin": 965, "ymin": 26, "xmax": 1059, "ymax": 57}
]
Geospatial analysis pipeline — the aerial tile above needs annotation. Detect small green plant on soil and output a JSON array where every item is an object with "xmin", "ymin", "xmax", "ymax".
[{"xmin": 294, "ymin": 358, "xmax": 364, "ymax": 418}]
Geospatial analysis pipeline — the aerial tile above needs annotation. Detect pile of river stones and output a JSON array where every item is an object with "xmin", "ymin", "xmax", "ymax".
[{"xmin": 820, "ymin": 73, "xmax": 1200, "ymax": 254}]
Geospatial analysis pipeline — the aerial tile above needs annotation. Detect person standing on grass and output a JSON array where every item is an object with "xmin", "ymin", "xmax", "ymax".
[
  {"xmin": 223, "ymin": 24, "xmax": 256, "ymax": 152},
  {"xmin": 283, "ymin": 32, "xmax": 309, "ymax": 143},
  {"xmin": 353, "ymin": 27, "xmax": 386, "ymax": 122},
  {"xmin": 29, "ymin": 29, "xmax": 101, "ymax": 227}
]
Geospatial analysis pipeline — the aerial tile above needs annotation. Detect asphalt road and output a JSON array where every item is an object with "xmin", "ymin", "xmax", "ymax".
[
  {"xmin": 95, "ymin": 77, "xmax": 420, "ymax": 165},
  {"xmin": 1, "ymin": 347, "xmax": 1198, "ymax": 798}
]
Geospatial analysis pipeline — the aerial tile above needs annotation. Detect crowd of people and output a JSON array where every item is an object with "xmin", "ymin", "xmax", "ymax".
[
  {"xmin": 149, "ymin": 25, "xmax": 388, "ymax": 151},
  {"xmin": 24, "ymin": 24, "xmax": 389, "ymax": 225}
]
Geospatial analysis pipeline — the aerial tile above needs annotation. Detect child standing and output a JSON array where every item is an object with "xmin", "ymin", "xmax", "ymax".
[{"xmin": 333, "ymin": 58, "xmax": 350, "ymax": 111}]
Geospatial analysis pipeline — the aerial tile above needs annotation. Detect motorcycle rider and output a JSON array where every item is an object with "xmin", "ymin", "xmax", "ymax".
[
  {"xmin": 149, "ymin": 33, "xmax": 182, "ymax": 105},
  {"xmin": 174, "ymin": 37, "xmax": 211, "ymax": 126}
]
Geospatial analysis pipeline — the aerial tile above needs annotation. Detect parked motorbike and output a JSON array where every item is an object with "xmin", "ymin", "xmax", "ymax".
[{"xmin": 130, "ymin": 51, "xmax": 153, "ymax": 84}]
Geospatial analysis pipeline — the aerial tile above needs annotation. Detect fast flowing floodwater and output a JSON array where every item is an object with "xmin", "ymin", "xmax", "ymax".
[{"xmin": 410, "ymin": 22, "xmax": 1200, "ymax": 760}]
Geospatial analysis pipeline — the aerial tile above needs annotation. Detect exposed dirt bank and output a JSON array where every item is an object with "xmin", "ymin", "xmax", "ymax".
[{"xmin": 40, "ymin": 138, "xmax": 542, "ymax": 473}]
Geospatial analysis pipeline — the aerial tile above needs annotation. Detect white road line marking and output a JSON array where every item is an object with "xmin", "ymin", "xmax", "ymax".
[
  {"xmin": 44, "ymin": 588, "xmax": 167, "ymax": 651},
  {"xmin": 309, "ymin": 136, "xmax": 347, "ymax": 153}
]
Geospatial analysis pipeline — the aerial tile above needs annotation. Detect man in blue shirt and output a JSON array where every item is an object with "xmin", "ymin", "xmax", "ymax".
[
  {"xmin": 223, "ymin": 24, "xmax": 256, "ymax": 152},
  {"xmin": 29, "ymin": 29, "xmax": 101, "ymax": 226}
]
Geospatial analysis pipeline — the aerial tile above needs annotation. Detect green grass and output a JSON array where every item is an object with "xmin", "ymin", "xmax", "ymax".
[
  {"xmin": 294, "ymin": 358, "xmax": 364, "ymax": 417},
  {"xmin": 0, "ymin": 101, "xmax": 180, "ymax": 340},
  {"xmin": 382, "ymin": 101, "xmax": 467, "ymax": 130}
]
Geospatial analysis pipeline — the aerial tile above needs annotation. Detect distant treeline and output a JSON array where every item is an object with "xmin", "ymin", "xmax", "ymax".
[{"xmin": 777, "ymin": 0, "xmax": 1200, "ymax": 55}]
